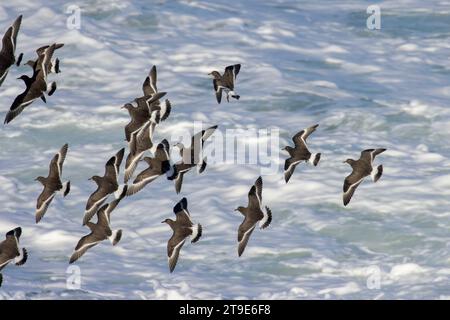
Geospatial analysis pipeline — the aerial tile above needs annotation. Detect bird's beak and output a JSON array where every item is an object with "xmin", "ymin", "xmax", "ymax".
[
  {"xmin": 88, "ymin": 177, "xmax": 92, "ymax": 180},
  {"xmin": 34, "ymin": 178, "xmax": 38, "ymax": 181},
  {"xmin": 161, "ymin": 221, "xmax": 165, "ymax": 224},
  {"xmin": 120, "ymin": 106, "xmax": 125, "ymax": 109},
  {"xmin": 342, "ymin": 161, "xmax": 346, "ymax": 163},
  {"xmin": 234, "ymin": 209, "xmax": 238, "ymax": 211}
]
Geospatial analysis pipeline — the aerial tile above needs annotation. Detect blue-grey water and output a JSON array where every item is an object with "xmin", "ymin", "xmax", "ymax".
[{"xmin": 0, "ymin": 0, "xmax": 449, "ymax": 299}]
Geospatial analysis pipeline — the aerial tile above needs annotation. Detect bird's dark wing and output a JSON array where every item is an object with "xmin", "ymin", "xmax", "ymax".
[
  {"xmin": 69, "ymin": 233, "xmax": 102, "ymax": 263},
  {"xmin": 55, "ymin": 144, "xmax": 68, "ymax": 177},
  {"xmin": 223, "ymin": 65, "xmax": 236, "ymax": 90},
  {"xmin": 343, "ymin": 170, "xmax": 365, "ymax": 206},
  {"xmin": 284, "ymin": 157, "xmax": 300, "ymax": 183},
  {"xmin": 142, "ymin": 65, "xmax": 158, "ymax": 96},
  {"xmin": 167, "ymin": 233, "xmax": 188, "ymax": 273},
  {"xmin": 237, "ymin": 218, "xmax": 256, "ymax": 257},
  {"xmin": 292, "ymin": 124, "xmax": 318, "ymax": 147},
  {"xmin": 213, "ymin": 79, "xmax": 222, "ymax": 104},
  {"xmin": 35, "ymin": 187, "xmax": 56, "ymax": 223}
]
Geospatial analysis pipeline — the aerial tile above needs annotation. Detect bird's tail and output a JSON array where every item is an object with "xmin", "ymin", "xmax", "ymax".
[
  {"xmin": 229, "ymin": 91, "xmax": 240, "ymax": 100},
  {"xmin": 109, "ymin": 229, "xmax": 123, "ymax": 246},
  {"xmin": 259, "ymin": 206, "xmax": 272, "ymax": 229},
  {"xmin": 51, "ymin": 58, "xmax": 60, "ymax": 74},
  {"xmin": 160, "ymin": 99, "xmax": 171, "ymax": 121},
  {"xmin": 191, "ymin": 224, "xmax": 202, "ymax": 243},
  {"xmin": 0, "ymin": 273, "xmax": 3, "ymax": 287},
  {"xmin": 308, "ymin": 153, "xmax": 321, "ymax": 166},
  {"xmin": 371, "ymin": 164, "xmax": 383, "ymax": 183},
  {"xmin": 47, "ymin": 81, "xmax": 57, "ymax": 96},
  {"xmin": 62, "ymin": 181, "xmax": 71, "ymax": 197},
  {"xmin": 15, "ymin": 248, "xmax": 28, "ymax": 266}
]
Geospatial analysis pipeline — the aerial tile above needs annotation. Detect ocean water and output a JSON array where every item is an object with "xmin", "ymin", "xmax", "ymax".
[{"xmin": 0, "ymin": 0, "xmax": 449, "ymax": 299}]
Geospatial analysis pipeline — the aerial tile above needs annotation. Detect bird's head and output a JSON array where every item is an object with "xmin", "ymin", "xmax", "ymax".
[
  {"xmin": 17, "ymin": 74, "xmax": 31, "ymax": 85},
  {"xmin": 161, "ymin": 218, "xmax": 173, "ymax": 225},
  {"xmin": 234, "ymin": 206, "xmax": 246, "ymax": 214},
  {"xmin": 88, "ymin": 175, "xmax": 102, "ymax": 183},
  {"xmin": 121, "ymin": 103, "xmax": 134, "ymax": 110},
  {"xmin": 208, "ymin": 71, "xmax": 221, "ymax": 79},
  {"xmin": 34, "ymin": 176, "xmax": 45, "ymax": 184},
  {"xmin": 343, "ymin": 159, "xmax": 355, "ymax": 165},
  {"xmin": 17, "ymin": 75, "xmax": 29, "ymax": 81}
]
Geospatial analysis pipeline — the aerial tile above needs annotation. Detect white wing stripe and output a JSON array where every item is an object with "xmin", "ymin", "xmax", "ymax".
[
  {"xmin": 238, "ymin": 225, "xmax": 256, "ymax": 245},
  {"xmin": 344, "ymin": 177, "xmax": 365, "ymax": 195}
]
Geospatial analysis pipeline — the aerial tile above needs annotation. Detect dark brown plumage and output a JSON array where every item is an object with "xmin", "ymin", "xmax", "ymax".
[
  {"xmin": 4, "ymin": 44, "xmax": 59, "ymax": 124},
  {"xmin": 25, "ymin": 43, "xmax": 64, "ymax": 75},
  {"xmin": 142, "ymin": 65, "xmax": 158, "ymax": 96},
  {"xmin": 126, "ymin": 139, "xmax": 172, "ymax": 196},
  {"xmin": 122, "ymin": 65, "xmax": 171, "ymax": 142},
  {"xmin": 162, "ymin": 198, "xmax": 202, "ymax": 273},
  {"xmin": 0, "ymin": 227, "xmax": 28, "ymax": 287},
  {"xmin": 209, "ymin": 64, "xmax": 241, "ymax": 103},
  {"xmin": 0, "ymin": 15, "xmax": 22, "ymax": 87},
  {"xmin": 35, "ymin": 144, "xmax": 70, "ymax": 223},
  {"xmin": 235, "ymin": 176, "xmax": 272, "ymax": 257},
  {"xmin": 283, "ymin": 124, "xmax": 321, "ymax": 183},
  {"xmin": 169, "ymin": 125, "xmax": 217, "ymax": 193},
  {"xmin": 70, "ymin": 186, "xmax": 127, "ymax": 264},
  {"xmin": 343, "ymin": 148, "xmax": 386, "ymax": 206},
  {"xmin": 122, "ymin": 91, "xmax": 167, "ymax": 142},
  {"xmin": 83, "ymin": 148, "xmax": 125, "ymax": 225},
  {"xmin": 124, "ymin": 111, "xmax": 164, "ymax": 183}
]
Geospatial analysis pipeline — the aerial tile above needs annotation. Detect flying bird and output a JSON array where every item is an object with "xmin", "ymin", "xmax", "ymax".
[
  {"xmin": 169, "ymin": 125, "xmax": 217, "ymax": 193},
  {"xmin": 124, "ymin": 112, "xmax": 162, "ymax": 183},
  {"xmin": 25, "ymin": 43, "xmax": 64, "ymax": 75},
  {"xmin": 162, "ymin": 197, "xmax": 202, "ymax": 273},
  {"xmin": 35, "ymin": 143, "xmax": 70, "ymax": 223},
  {"xmin": 83, "ymin": 148, "xmax": 125, "ymax": 225},
  {"xmin": 140, "ymin": 65, "xmax": 172, "ymax": 116},
  {"xmin": 4, "ymin": 44, "xmax": 59, "ymax": 124},
  {"xmin": 235, "ymin": 176, "xmax": 272, "ymax": 257},
  {"xmin": 122, "ymin": 91, "xmax": 167, "ymax": 142},
  {"xmin": 343, "ymin": 148, "xmax": 386, "ymax": 206},
  {"xmin": 122, "ymin": 65, "xmax": 171, "ymax": 141},
  {"xmin": 209, "ymin": 64, "xmax": 241, "ymax": 103},
  {"xmin": 70, "ymin": 186, "xmax": 127, "ymax": 264},
  {"xmin": 0, "ymin": 15, "xmax": 23, "ymax": 87},
  {"xmin": 126, "ymin": 139, "xmax": 173, "ymax": 196},
  {"xmin": 142, "ymin": 65, "xmax": 159, "ymax": 97},
  {"xmin": 0, "ymin": 227, "xmax": 27, "ymax": 287},
  {"xmin": 283, "ymin": 124, "xmax": 321, "ymax": 183}
]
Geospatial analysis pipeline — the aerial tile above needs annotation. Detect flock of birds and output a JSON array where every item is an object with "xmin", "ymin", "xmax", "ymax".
[{"xmin": 0, "ymin": 15, "xmax": 386, "ymax": 287}]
